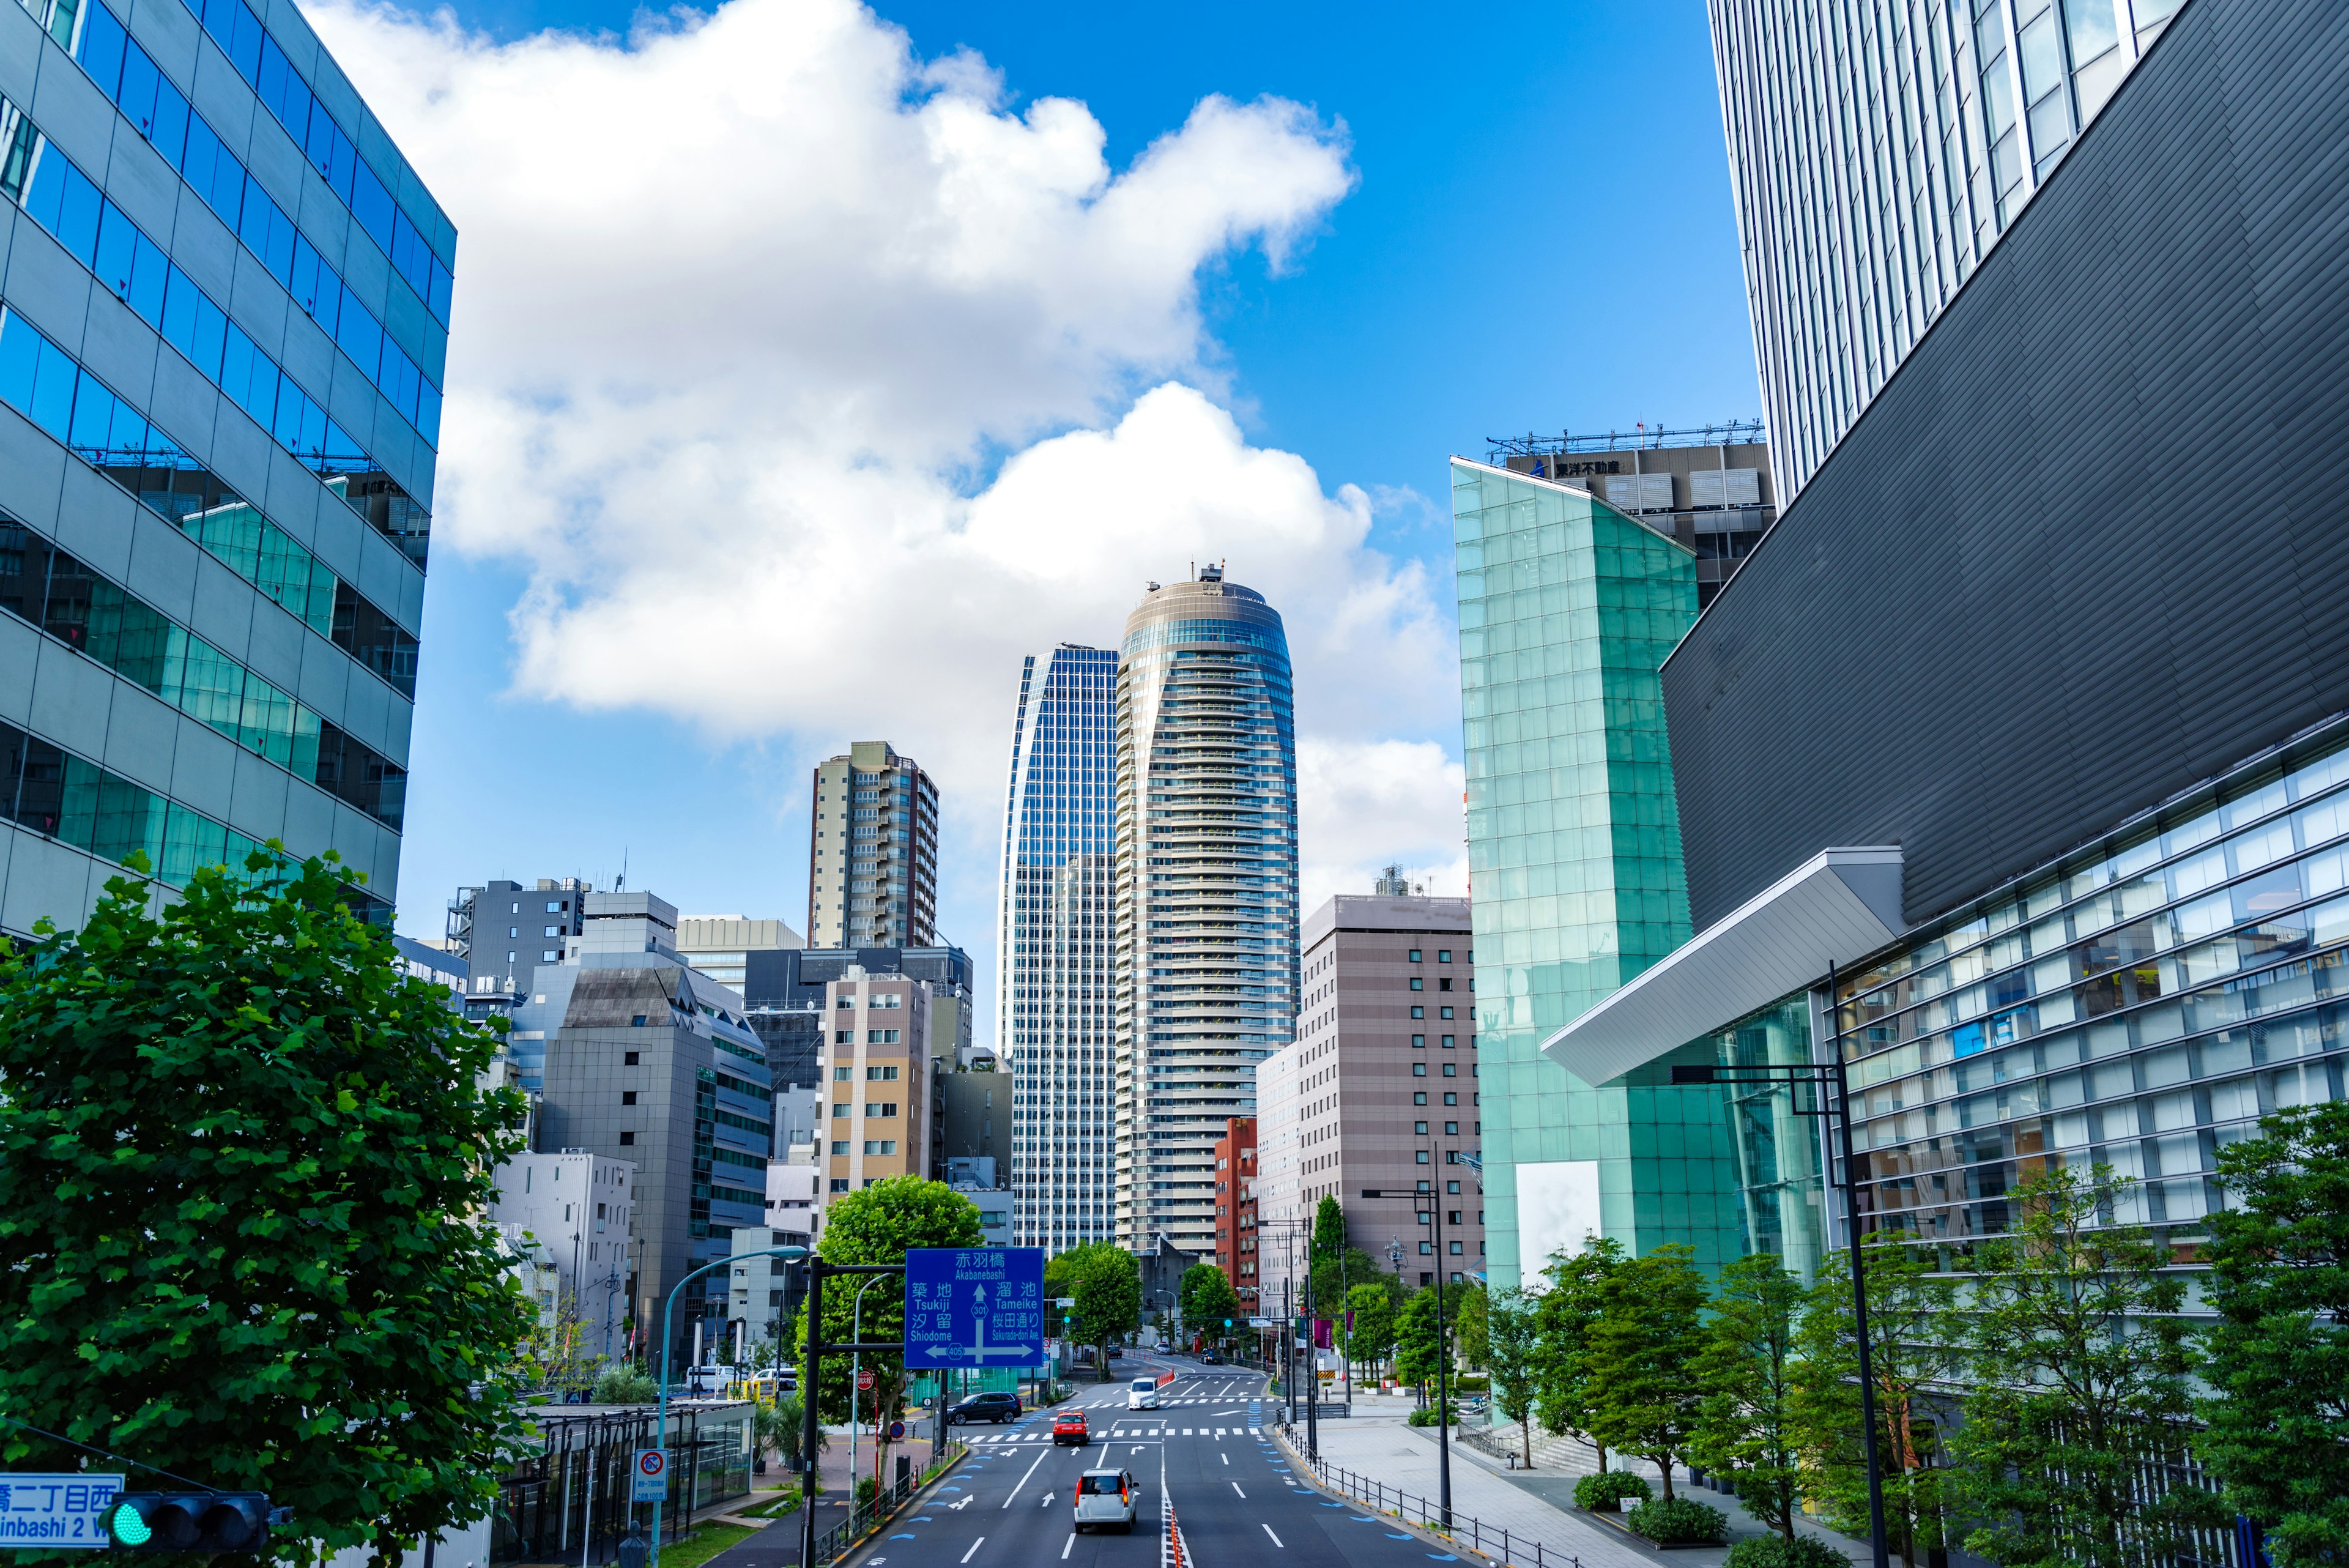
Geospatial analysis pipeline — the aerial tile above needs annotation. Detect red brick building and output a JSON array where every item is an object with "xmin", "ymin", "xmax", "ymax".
[{"xmin": 1211, "ymin": 1117, "xmax": 1259, "ymax": 1310}]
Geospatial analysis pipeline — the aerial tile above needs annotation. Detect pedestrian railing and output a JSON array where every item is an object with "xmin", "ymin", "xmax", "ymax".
[
  {"xmin": 810, "ymin": 1438, "xmax": 968, "ymax": 1566},
  {"xmin": 1286, "ymin": 1443, "xmax": 1585, "ymax": 1568}
]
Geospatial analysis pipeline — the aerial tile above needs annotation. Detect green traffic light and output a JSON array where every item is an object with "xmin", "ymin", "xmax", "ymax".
[{"xmin": 108, "ymin": 1503, "xmax": 152, "ymax": 1545}]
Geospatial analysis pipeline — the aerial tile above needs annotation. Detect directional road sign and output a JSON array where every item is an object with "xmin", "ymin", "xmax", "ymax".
[
  {"xmin": 629, "ymin": 1449, "xmax": 667, "ymax": 1504},
  {"xmin": 0, "ymin": 1475, "xmax": 125, "ymax": 1550},
  {"xmin": 902, "ymin": 1247, "xmax": 1045, "ymax": 1369}
]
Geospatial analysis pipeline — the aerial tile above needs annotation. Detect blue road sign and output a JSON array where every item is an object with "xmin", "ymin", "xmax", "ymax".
[{"xmin": 904, "ymin": 1247, "xmax": 1045, "ymax": 1369}]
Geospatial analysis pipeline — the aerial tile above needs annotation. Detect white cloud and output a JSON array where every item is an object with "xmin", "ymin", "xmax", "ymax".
[
  {"xmin": 1297, "ymin": 737, "xmax": 1468, "ymax": 914},
  {"xmin": 312, "ymin": 0, "xmax": 1466, "ymax": 944}
]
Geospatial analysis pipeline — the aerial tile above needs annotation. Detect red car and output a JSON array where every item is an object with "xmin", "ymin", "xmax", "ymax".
[{"xmin": 1052, "ymin": 1410, "xmax": 1090, "ymax": 1446}]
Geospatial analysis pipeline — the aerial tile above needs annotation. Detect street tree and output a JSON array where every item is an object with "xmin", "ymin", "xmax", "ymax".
[
  {"xmin": 1532, "ymin": 1235, "xmax": 1627, "ymax": 1470},
  {"xmin": 1579, "ymin": 1243, "xmax": 1711, "ymax": 1499},
  {"xmin": 794, "ymin": 1174, "xmax": 981, "ymax": 1484},
  {"xmin": 0, "ymin": 853, "xmax": 536, "ymax": 1567},
  {"xmin": 1048, "ymin": 1242, "xmax": 1141, "ymax": 1380},
  {"xmin": 1689, "ymin": 1254, "xmax": 1806, "ymax": 1539},
  {"xmin": 1454, "ymin": 1282, "xmax": 1491, "ymax": 1369},
  {"xmin": 1178, "ymin": 1263, "xmax": 1243, "ymax": 1342},
  {"xmin": 1485, "ymin": 1287, "xmax": 1545, "ymax": 1466},
  {"xmin": 1789, "ymin": 1233, "xmax": 1954, "ymax": 1568},
  {"xmin": 1945, "ymin": 1165, "xmax": 2208, "ymax": 1568},
  {"xmin": 1343, "ymin": 1283, "xmax": 1397, "ymax": 1380},
  {"xmin": 1313, "ymin": 1194, "xmax": 1348, "ymax": 1266},
  {"xmin": 1393, "ymin": 1285, "xmax": 1455, "ymax": 1397},
  {"xmin": 2197, "ymin": 1101, "xmax": 2349, "ymax": 1567}
]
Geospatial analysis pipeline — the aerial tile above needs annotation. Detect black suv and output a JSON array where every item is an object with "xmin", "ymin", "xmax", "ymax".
[{"xmin": 946, "ymin": 1392, "xmax": 1023, "ymax": 1425}]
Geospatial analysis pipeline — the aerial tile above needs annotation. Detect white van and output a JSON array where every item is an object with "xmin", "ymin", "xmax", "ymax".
[{"xmin": 1127, "ymin": 1377, "xmax": 1161, "ymax": 1410}]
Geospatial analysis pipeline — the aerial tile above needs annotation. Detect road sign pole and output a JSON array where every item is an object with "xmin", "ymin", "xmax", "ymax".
[{"xmin": 652, "ymin": 1247, "xmax": 804, "ymax": 1568}]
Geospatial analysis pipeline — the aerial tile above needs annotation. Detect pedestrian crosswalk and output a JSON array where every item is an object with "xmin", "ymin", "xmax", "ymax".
[
  {"xmin": 1077, "ymin": 1394, "xmax": 1246, "ymax": 1407},
  {"xmin": 967, "ymin": 1427, "xmax": 1251, "ymax": 1443}
]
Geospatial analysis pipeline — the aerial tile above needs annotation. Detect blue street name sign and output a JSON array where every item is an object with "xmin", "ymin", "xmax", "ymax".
[
  {"xmin": 903, "ymin": 1247, "xmax": 1045, "ymax": 1370},
  {"xmin": 0, "ymin": 1474, "xmax": 125, "ymax": 1549}
]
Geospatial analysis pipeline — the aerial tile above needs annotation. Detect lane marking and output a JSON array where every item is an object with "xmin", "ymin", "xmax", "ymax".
[
  {"xmin": 1231, "ymin": 1483, "xmax": 1247, "ymax": 1498},
  {"xmin": 960, "ymin": 1540, "xmax": 984, "ymax": 1564},
  {"xmin": 1220, "ymin": 1453, "xmax": 1228, "ymax": 1466},
  {"xmin": 1001, "ymin": 1447, "xmax": 1052, "ymax": 1510},
  {"xmin": 1060, "ymin": 1534, "xmax": 1074, "ymax": 1561},
  {"xmin": 1263, "ymin": 1525, "xmax": 1285, "ymax": 1548}
]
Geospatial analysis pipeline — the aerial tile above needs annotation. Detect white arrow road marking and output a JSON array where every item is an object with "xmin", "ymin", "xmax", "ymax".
[
  {"xmin": 960, "ymin": 1539, "xmax": 984, "ymax": 1564},
  {"xmin": 1263, "ymin": 1525, "xmax": 1285, "ymax": 1547},
  {"xmin": 949, "ymin": 1497, "xmax": 975, "ymax": 1511},
  {"xmin": 1002, "ymin": 1447, "xmax": 1052, "ymax": 1509}
]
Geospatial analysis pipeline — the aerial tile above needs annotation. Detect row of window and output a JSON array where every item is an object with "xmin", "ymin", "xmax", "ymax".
[
  {"xmin": 58, "ymin": 12, "xmax": 445, "ymax": 446},
  {"xmin": 829, "ymin": 1139, "xmax": 897, "ymax": 1156},
  {"xmin": 0, "ymin": 715, "xmax": 393, "ymax": 918},
  {"xmin": 827, "ymin": 1102, "xmax": 899, "ymax": 1118},
  {"xmin": 0, "ymin": 303, "xmax": 419, "ymax": 696},
  {"xmin": 1, "ymin": 514, "xmax": 404, "ymax": 824}
]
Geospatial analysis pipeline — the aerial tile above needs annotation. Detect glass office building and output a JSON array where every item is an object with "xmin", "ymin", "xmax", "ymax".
[
  {"xmin": 0, "ymin": 0, "xmax": 448, "ymax": 933},
  {"xmin": 1710, "ymin": 0, "xmax": 2187, "ymax": 494},
  {"xmin": 998, "ymin": 643, "xmax": 1119, "ymax": 1252},
  {"xmin": 1111, "ymin": 567, "xmax": 1297, "ymax": 1256},
  {"xmin": 1451, "ymin": 458, "xmax": 1759, "ymax": 1287}
]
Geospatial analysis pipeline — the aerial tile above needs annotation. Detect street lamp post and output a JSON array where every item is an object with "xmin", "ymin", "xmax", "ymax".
[
  {"xmin": 1667, "ymin": 962, "xmax": 1889, "ymax": 1568},
  {"xmin": 651, "ymin": 1247, "xmax": 807, "ymax": 1568}
]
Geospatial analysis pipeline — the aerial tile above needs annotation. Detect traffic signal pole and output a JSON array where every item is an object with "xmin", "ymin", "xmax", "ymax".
[{"xmin": 796, "ymin": 1257, "xmax": 905, "ymax": 1568}]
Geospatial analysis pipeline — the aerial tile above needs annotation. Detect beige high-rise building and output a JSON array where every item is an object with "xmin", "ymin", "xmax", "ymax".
[
  {"xmin": 816, "ymin": 969, "xmax": 937, "ymax": 1202},
  {"xmin": 1257, "ymin": 889, "xmax": 1483, "ymax": 1288},
  {"xmin": 807, "ymin": 741, "xmax": 940, "ymax": 950}
]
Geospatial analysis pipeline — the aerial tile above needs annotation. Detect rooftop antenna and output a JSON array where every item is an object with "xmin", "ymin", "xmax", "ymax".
[{"xmin": 616, "ymin": 847, "xmax": 628, "ymax": 893}]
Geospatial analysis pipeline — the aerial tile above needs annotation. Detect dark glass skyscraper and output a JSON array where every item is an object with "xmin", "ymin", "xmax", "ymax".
[
  {"xmin": 998, "ymin": 644, "xmax": 1118, "ymax": 1251},
  {"xmin": 0, "ymin": 0, "xmax": 450, "ymax": 933}
]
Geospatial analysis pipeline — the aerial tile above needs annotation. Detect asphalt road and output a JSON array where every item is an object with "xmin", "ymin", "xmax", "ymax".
[{"xmin": 841, "ymin": 1354, "xmax": 1464, "ymax": 1568}]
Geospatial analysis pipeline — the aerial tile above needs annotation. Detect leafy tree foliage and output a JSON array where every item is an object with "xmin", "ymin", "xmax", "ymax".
[
  {"xmin": 1579, "ymin": 1243, "xmax": 1710, "ymax": 1499},
  {"xmin": 1453, "ymin": 1282, "xmax": 1491, "ymax": 1369},
  {"xmin": 0, "ymin": 854, "xmax": 535, "ymax": 1567},
  {"xmin": 1690, "ymin": 1254, "xmax": 1806, "ymax": 1539},
  {"xmin": 1341, "ymin": 1282, "xmax": 1397, "ymax": 1378},
  {"xmin": 1393, "ymin": 1285, "xmax": 1456, "ymax": 1393},
  {"xmin": 592, "ymin": 1366, "xmax": 657, "ymax": 1404},
  {"xmin": 1484, "ymin": 1287, "xmax": 1545, "ymax": 1465},
  {"xmin": 1312, "ymin": 1194, "xmax": 1348, "ymax": 1265},
  {"xmin": 1047, "ymin": 1242, "xmax": 1141, "ymax": 1380},
  {"xmin": 1308, "ymin": 1245, "xmax": 1396, "ymax": 1331},
  {"xmin": 1178, "ymin": 1263, "xmax": 1242, "ymax": 1337},
  {"xmin": 1945, "ymin": 1166, "xmax": 2209, "ymax": 1568},
  {"xmin": 795, "ymin": 1175, "xmax": 981, "ymax": 1433},
  {"xmin": 1789, "ymin": 1233, "xmax": 1953, "ymax": 1568},
  {"xmin": 2197, "ymin": 1101, "xmax": 2349, "ymax": 1567},
  {"xmin": 1532, "ymin": 1235, "xmax": 1627, "ymax": 1469}
]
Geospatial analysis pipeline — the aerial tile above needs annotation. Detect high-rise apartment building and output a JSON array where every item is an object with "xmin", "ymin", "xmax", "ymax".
[
  {"xmin": 0, "ymin": 0, "xmax": 451, "ymax": 938},
  {"xmin": 996, "ymin": 644, "xmax": 1119, "ymax": 1251},
  {"xmin": 1486, "ymin": 423, "xmax": 1776, "ymax": 611},
  {"xmin": 1111, "ymin": 566, "xmax": 1299, "ymax": 1255},
  {"xmin": 815, "ymin": 967, "xmax": 937, "ymax": 1198},
  {"xmin": 1710, "ymin": 0, "xmax": 2187, "ymax": 494},
  {"xmin": 807, "ymin": 741, "xmax": 938, "ymax": 949},
  {"xmin": 1263, "ymin": 890, "xmax": 1483, "ymax": 1287}
]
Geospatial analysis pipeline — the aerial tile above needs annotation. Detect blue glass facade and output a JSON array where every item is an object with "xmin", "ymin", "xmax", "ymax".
[
  {"xmin": 0, "ymin": 0, "xmax": 447, "ymax": 932},
  {"xmin": 999, "ymin": 645, "xmax": 1119, "ymax": 1251}
]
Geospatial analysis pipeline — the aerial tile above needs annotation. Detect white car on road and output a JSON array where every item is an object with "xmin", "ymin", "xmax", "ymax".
[
  {"xmin": 1073, "ymin": 1469, "xmax": 1137, "ymax": 1533},
  {"xmin": 1127, "ymin": 1377, "xmax": 1162, "ymax": 1410}
]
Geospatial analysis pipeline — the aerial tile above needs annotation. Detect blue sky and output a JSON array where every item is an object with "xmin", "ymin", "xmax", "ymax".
[{"xmin": 368, "ymin": 0, "xmax": 1761, "ymax": 1028}]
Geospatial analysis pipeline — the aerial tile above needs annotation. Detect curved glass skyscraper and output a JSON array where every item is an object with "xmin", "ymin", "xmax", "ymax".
[
  {"xmin": 998, "ymin": 645, "xmax": 1119, "ymax": 1251},
  {"xmin": 1111, "ymin": 567, "xmax": 1299, "ymax": 1254}
]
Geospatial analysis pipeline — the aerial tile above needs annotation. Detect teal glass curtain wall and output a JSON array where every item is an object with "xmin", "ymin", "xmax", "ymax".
[{"xmin": 1452, "ymin": 458, "xmax": 1753, "ymax": 1284}]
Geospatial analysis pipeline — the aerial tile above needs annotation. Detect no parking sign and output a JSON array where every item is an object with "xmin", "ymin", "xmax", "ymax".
[{"xmin": 630, "ymin": 1449, "xmax": 668, "ymax": 1503}]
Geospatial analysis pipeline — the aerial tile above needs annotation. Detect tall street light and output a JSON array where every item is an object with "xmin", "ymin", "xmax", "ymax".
[{"xmin": 1667, "ymin": 962, "xmax": 1888, "ymax": 1568}]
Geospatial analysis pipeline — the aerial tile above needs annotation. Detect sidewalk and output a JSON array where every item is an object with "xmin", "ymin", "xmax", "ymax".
[{"xmin": 1297, "ymin": 1405, "xmax": 1866, "ymax": 1568}]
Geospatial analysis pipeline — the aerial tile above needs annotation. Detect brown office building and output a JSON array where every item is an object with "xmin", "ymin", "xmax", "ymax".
[
  {"xmin": 1211, "ymin": 1118, "xmax": 1260, "ymax": 1310},
  {"xmin": 1258, "ymin": 890, "xmax": 1483, "ymax": 1287}
]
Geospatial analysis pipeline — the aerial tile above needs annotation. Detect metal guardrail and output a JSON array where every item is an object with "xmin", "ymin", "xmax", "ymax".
[
  {"xmin": 1290, "ymin": 1444, "xmax": 1586, "ymax": 1568},
  {"xmin": 809, "ymin": 1438, "xmax": 968, "ymax": 1566}
]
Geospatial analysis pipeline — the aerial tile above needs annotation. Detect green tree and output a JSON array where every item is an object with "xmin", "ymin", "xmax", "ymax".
[
  {"xmin": 1455, "ymin": 1282, "xmax": 1491, "ymax": 1369},
  {"xmin": 1313, "ymin": 1194, "xmax": 1348, "ymax": 1265},
  {"xmin": 1178, "ymin": 1263, "xmax": 1242, "ymax": 1341},
  {"xmin": 794, "ymin": 1172, "xmax": 981, "ymax": 1486},
  {"xmin": 2197, "ymin": 1101, "xmax": 2349, "ymax": 1567},
  {"xmin": 1307, "ymin": 1244, "xmax": 1393, "ymax": 1332},
  {"xmin": 1532, "ymin": 1236, "xmax": 1627, "ymax": 1470},
  {"xmin": 1944, "ymin": 1165, "xmax": 2208, "ymax": 1568},
  {"xmin": 1393, "ymin": 1285, "xmax": 1455, "ymax": 1394},
  {"xmin": 1485, "ymin": 1287, "xmax": 1544, "ymax": 1465},
  {"xmin": 1580, "ymin": 1243, "xmax": 1710, "ymax": 1499},
  {"xmin": 1790, "ymin": 1234, "xmax": 1954, "ymax": 1568},
  {"xmin": 1690, "ymin": 1254, "xmax": 1806, "ymax": 1539},
  {"xmin": 1343, "ymin": 1283, "xmax": 1397, "ymax": 1380},
  {"xmin": 0, "ymin": 853, "xmax": 536, "ymax": 1567},
  {"xmin": 1047, "ymin": 1242, "xmax": 1141, "ymax": 1380}
]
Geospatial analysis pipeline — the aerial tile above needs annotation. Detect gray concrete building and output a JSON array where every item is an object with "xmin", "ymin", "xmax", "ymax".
[
  {"xmin": 675, "ymin": 915, "xmax": 801, "ymax": 992},
  {"xmin": 0, "ymin": 0, "xmax": 453, "ymax": 937},
  {"xmin": 807, "ymin": 741, "xmax": 940, "ymax": 950},
  {"xmin": 445, "ymin": 877, "xmax": 590, "ymax": 1024}
]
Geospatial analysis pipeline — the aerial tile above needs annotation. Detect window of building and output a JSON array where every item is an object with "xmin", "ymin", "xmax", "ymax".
[
  {"xmin": 831, "ymin": 1104, "xmax": 849, "ymax": 1119},
  {"xmin": 1444, "ymin": 1122, "xmax": 1458, "ymax": 1135},
  {"xmin": 1409, "ymin": 977, "xmax": 1424, "ymax": 990},
  {"xmin": 543, "ymin": 926, "xmax": 560, "ymax": 937},
  {"xmin": 1438, "ymin": 950, "xmax": 1451, "ymax": 963},
  {"xmin": 1442, "ymin": 1063, "xmax": 1456, "ymax": 1077},
  {"xmin": 1439, "ymin": 1007, "xmax": 1453, "ymax": 1019},
  {"xmin": 1419, "ymin": 1241, "xmax": 1433, "ymax": 1254},
  {"xmin": 1438, "ymin": 978, "xmax": 1452, "ymax": 991},
  {"xmin": 1447, "ymin": 1180, "xmax": 1461, "ymax": 1195},
  {"xmin": 867, "ymin": 1102, "xmax": 899, "ymax": 1118},
  {"xmin": 863, "ymin": 1140, "xmax": 897, "ymax": 1156},
  {"xmin": 618, "ymin": 1132, "xmax": 634, "ymax": 1146},
  {"xmin": 833, "ymin": 1066, "xmax": 852, "ymax": 1081},
  {"xmin": 830, "ymin": 1140, "xmax": 849, "ymax": 1156},
  {"xmin": 621, "ymin": 1091, "xmax": 637, "ymax": 1105},
  {"xmin": 866, "ymin": 1065, "xmax": 900, "ymax": 1080},
  {"xmin": 1412, "ymin": 1063, "xmax": 1427, "ymax": 1077},
  {"xmin": 1412, "ymin": 1035, "xmax": 1425, "ymax": 1049},
  {"xmin": 1416, "ymin": 1150, "xmax": 1430, "ymax": 1164},
  {"xmin": 1415, "ymin": 1121, "xmax": 1428, "ymax": 1134},
  {"xmin": 541, "ymin": 950, "xmax": 558, "ymax": 962},
  {"xmin": 829, "ymin": 1178, "xmax": 850, "ymax": 1193},
  {"xmin": 1411, "ymin": 1006, "xmax": 1425, "ymax": 1020},
  {"xmin": 1442, "ymin": 1092, "xmax": 1456, "ymax": 1106},
  {"xmin": 1409, "ymin": 949, "xmax": 1422, "ymax": 962},
  {"xmin": 1441, "ymin": 1035, "xmax": 1455, "ymax": 1048},
  {"xmin": 1413, "ymin": 1092, "xmax": 1427, "ymax": 1105},
  {"xmin": 867, "ymin": 1028, "xmax": 901, "ymax": 1044},
  {"xmin": 630, "ymin": 1017, "xmax": 647, "ymax": 1028}
]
